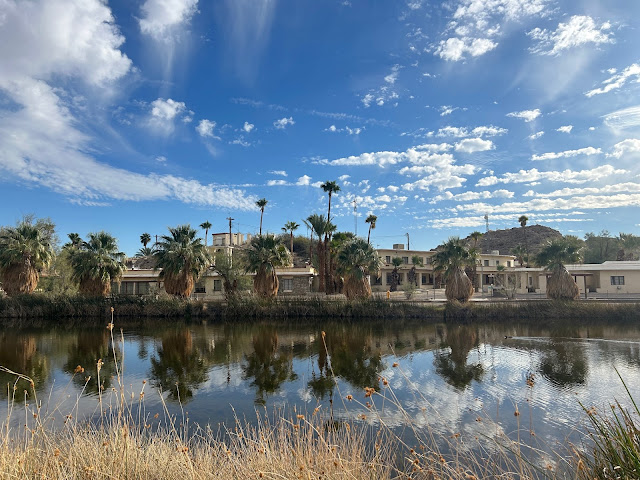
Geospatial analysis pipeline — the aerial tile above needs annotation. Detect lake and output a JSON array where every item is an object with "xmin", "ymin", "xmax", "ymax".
[{"xmin": 2, "ymin": 319, "xmax": 640, "ymax": 462}]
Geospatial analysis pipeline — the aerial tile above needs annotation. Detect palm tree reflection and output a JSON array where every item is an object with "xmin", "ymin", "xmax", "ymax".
[
  {"xmin": 0, "ymin": 334, "xmax": 48, "ymax": 400},
  {"xmin": 434, "ymin": 325, "xmax": 483, "ymax": 390}
]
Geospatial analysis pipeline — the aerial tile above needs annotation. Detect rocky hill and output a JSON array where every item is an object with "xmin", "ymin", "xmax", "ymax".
[{"xmin": 462, "ymin": 225, "xmax": 562, "ymax": 256}]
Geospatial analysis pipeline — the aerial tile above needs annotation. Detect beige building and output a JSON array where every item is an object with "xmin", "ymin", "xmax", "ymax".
[{"xmin": 373, "ymin": 244, "xmax": 516, "ymax": 292}]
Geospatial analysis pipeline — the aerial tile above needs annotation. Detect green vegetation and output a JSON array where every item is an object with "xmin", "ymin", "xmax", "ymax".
[
  {"xmin": 68, "ymin": 232, "xmax": 126, "ymax": 296},
  {"xmin": 153, "ymin": 225, "xmax": 211, "ymax": 298},
  {"xmin": 255, "ymin": 197, "xmax": 268, "ymax": 235},
  {"xmin": 335, "ymin": 238, "xmax": 382, "ymax": 300},
  {"xmin": 536, "ymin": 237, "xmax": 583, "ymax": 300},
  {"xmin": 432, "ymin": 237, "xmax": 475, "ymax": 303},
  {"xmin": 365, "ymin": 213, "xmax": 377, "ymax": 244},
  {"xmin": 281, "ymin": 220, "xmax": 299, "ymax": 259},
  {"xmin": 0, "ymin": 217, "xmax": 55, "ymax": 296},
  {"xmin": 244, "ymin": 234, "xmax": 291, "ymax": 298},
  {"xmin": 583, "ymin": 230, "xmax": 640, "ymax": 263}
]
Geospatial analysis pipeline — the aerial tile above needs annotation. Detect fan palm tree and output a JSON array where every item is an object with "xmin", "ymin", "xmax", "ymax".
[
  {"xmin": 518, "ymin": 215, "xmax": 529, "ymax": 266},
  {"xmin": 256, "ymin": 198, "xmax": 268, "ymax": 235},
  {"xmin": 68, "ymin": 232, "xmax": 126, "ymax": 296},
  {"xmin": 408, "ymin": 255, "xmax": 423, "ymax": 287},
  {"xmin": 65, "ymin": 232, "xmax": 82, "ymax": 249},
  {"xmin": 135, "ymin": 247, "xmax": 153, "ymax": 257},
  {"xmin": 321, "ymin": 181, "xmax": 340, "ymax": 294},
  {"xmin": 390, "ymin": 257, "xmax": 403, "ymax": 292},
  {"xmin": 244, "ymin": 235, "xmax": 291, "ymax": 297},
  {"xmin": 512, "ymin": 244, "xmax": 527, "ymax": 266},
  {"xmin": 140, "ymin": 232, "xmax": 152, "ymax": 248},
  {"xmin": 432, "ymin": 237, "xmax": 475, "ymax": 303},
  {"xmin": 199, "ymin": 222, "xmax": 212, "ymax": 246},
  {"xmin": 282, "ymin": 221, "xmax": 299, "ymax": 262},
  {"xmin": 536, "ymin": 237, "xmax": 582, "ymax": 300},
  {"xmin": 153, "ymin": 225, "xmax": 211, "ymax": 298},
  {"xmin": 321, "ymin": 181, "xmax": 340, "ymax": 222},
  {"xmin": 365, "ymin": 214, "xmax": 377, "ymax": 244},
  {"xmin": 0, "ymin": 219, "xmax": 55, "ymax": 296},
  {"xmin": 306, "ymin": 214, "xmax": 330, "ymax": 293},
  {"xmin": 469, "ymin": 231, "xmax": 482, "ymax": 249},
  {"xmin": 336, "ymin": 238, "xmax": 382, "ymax": 300}
]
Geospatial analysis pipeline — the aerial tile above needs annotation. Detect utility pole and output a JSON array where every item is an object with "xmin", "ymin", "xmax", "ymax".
[
  {"xmin": 406, "ymin": 232, "xmax": 410, "ymax": 250},
  {"xmin": 226, "ymin": 217, "xmax": 234, "ymax": 246},
  {"xmin": 352, "ymin": 198, "xmax": 357, "ymax": 235}
]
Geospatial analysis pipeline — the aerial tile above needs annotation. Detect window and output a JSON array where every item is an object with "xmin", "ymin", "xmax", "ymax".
[
  {"xmin": 397, "ymin": 273, "xmax": 404, "ymax": 284},
  {"xmin": 421, "ymin": 274, "xmax": 427, "ymax": 285},
  {"xmin": 213, "ymin": 279, "xmax": 222, "ymax": 291},
  {"xmin": 496, "ymin": 260, "xmax": 500, "ymax": 266},
  {"xmin": 426, "ymin": 257, "xmax": 433, "ymax": 265},
  {"xmin": 194, "ymin": 280, "xmax": 206, "ymax": 293},
  {"xmin": 137, "ymin": 282, "xmax": 149, "ymax": 295},
  {"xmin": 385, "ymin": 256, "xmax": 391, "ymax": 264},
  {"xmin": 506, "ymin": 261, "xmax": 511, "ymax": 267},
  {"xmin": 281, "ymin": 278, "xmax": 294, "ymax": 291},
  {"xmin": 121, "ymin": 282, "xmax": 134, "ymax": 295},
  {"xmin": 373, "ymin": 276, "xmax": 382, "ymax": 285},
  {"xmin": 611, "ymin": 276, "xmax": 625, "ymax": 285},
  {"xmin": 484, "ymin": 260, "xmax": 489, "ymax": 267},
  {"xmin": 402, "ymin": 256, "xmax": 409, "ymax": 264},
  {"xmin": 386, "ymin": 273, "xmax": 393, "ymax": 285}
]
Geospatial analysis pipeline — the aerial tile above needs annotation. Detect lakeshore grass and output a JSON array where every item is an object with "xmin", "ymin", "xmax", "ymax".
[{"xmin": 3, "ymin": 320, "xmax": 640, "ymax": 479}]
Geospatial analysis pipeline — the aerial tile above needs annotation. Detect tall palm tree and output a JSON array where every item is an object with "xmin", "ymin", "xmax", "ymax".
[
  {"xmin": 135, "ymin": 247, "xmax": 153, "ymax": 257},
  {"xmin": 140, "ymin": 232, "xmax": 152, "ymax": 248},
  {"xmin": 0, "ymin": 219, "xmax": 55, "ymax": 296},
  {"xmin": 154, "ymin": 225, "xmax": 211, "ymax": 298},
  {"xmin": 365, "ymin": 214, "xmax": 377, "ymax": 244},
  {"xmin": 66, "ymin": 232, "xmax": 82, "ymax": 249},
  {"xmin": 321, "ymin": 181, "xmax": 340, "ymax": 294},
  {"xmin": 244, "ymin": 235, "xmax": 291, "ymax": 297},
  {"xmin": 282, "ymin": 221, "xmax": 300, "ymax": 262},
  {"xmin": 408, "ymin": 255, "xmax": 423, "ymax": 287},
  {"xmin": 256, "ymin": 198, "xmax": 268, "ymax": 235},
  {"xmin": 199, "ymin": 222, "xmax": 212, "ymax": 246},
  {"xmin": 321, "ymin": 181, "xmax": 341, "ymax": 223},
  {"xmin": 336, "ymin": 238, "xmax": 382, "ymax": 300},
  {"xmin": 432, "ymin": 237, "xmax": 475, "ymax": 303},
  {"xmin": 536, "ymin": 237, "xmax": 582, "ymax": 300},
  {"xmin": 469, "ymin": 231, "xmax": 482, "ymax": 249},
  {"xmin": 511, "ymin": 244, "xmax": 527, "ymax": 266},
  {"xmin": 306, "ymin": 214, "xmax": 330, "ymax": 293},
  {"xmin": 518, "ymin": 215, "xmax": 529, "ymax": 267},
  {"xmin": 68, "ymin": 232, "xmax": 126, "ymax": 296},
  {"xmin": 390, "ymin": 257, "xmax": 403, "ymax": 292}
]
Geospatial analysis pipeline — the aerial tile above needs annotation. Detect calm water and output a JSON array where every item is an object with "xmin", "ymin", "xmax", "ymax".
[{"xmin": 2, "ymin": 319, "xmax": 640, "ymax": 456}]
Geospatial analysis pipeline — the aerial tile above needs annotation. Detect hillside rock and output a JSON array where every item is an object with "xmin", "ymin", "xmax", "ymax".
[{"xmin": 463, "ymin": 225, "xmax": 562, "ymax": 256}]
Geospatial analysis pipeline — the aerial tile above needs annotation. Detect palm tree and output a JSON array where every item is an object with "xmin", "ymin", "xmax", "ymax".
[
  {"xmin": 256, "ymin": 198, "xmax": 268, "ymax": 235},
  {"xmin": 469, "ymin": 231, "xmax": 482, "ymax": 249},
  {"xmin": 0, "ymin": 219, "xmax": 55, "ymax": 296},
  {"xmin": 281, "ymin": 221, "xmax": 300, "ymax": 262},
  {"xmin": 65, "ymin": 232, "xmax": 82, "ymax": 249},
  {"xmin": 390, "ymin": 257, "xmax": 403, "ymax": 292},
  {"xmin": 536, "ymin": 237, "xmax": 582, "ymax": 300},
  {"xmin": 408, "ymin": 255, "xmax": 423, "ymax": 287},
  {"xmin": 140, "ymin": 232, "xmax": 152, "ymax": 248},
  {"xmin": 512, "ymin": 244, "xmax": 527, "ymax": 266},
  {"xmin": 68, "ymin": 232, "xmax": 126, "ymax": 296},
  {"xmin": 321, "ymin": 181, "xmax": 341, "ymax": 223},
  {"xmin": 306, "ymin": 214, "xmax": 330, "ymax": 293},
  {"xmin": 244, "ymin": 235, "xmax": 291, "ymax": 297},
  {"xmin": 365, "ymin": 214, "xmax": 377, "ymax": 244},
  {"xmin": 336, "ymin": 238, "xmax": 382, "ymax": 300},
  {"xmin": 518, "ymin": 215, "xmax": 529, "ymax": 267},
  {"xmin": 431, "ymin": 237, "xmax": 475, "ymax": 303},
  {"xmin": 321, "ymin": 181, "xmax": 340, "ymax": 294},
  {"xmin": 199, "ymin": 222, "xmax": 212, "ymax": 246},
  {"xmin": 153, "ymin": 225, "xmax": 211, "ymax": 298},
  {"xmin": 135, "ymin": 247, "xmax": 153, "ymax": 257}
]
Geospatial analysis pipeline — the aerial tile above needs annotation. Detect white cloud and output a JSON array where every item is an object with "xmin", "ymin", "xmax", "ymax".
[
  {"xmin": 556, "ymin": 125, "xmax": 573, "ymax": 134},
  {"xmin": 506, "ymin": 109, "xmax": 541, "ymax": 122},
  {"xmin": 155, "ymin": 155, "xmax": 167, "ymax": 163},
  {"xmin": 608, "ymin": 139, "xmax": 640, "ymax": 159},
  {"xmin": 436, "ymin": 126, "xmax": 469, "ymax": 138},
  {"xmin": 471, "ymin": 125, "xmax": 508, "ymax": 137},
  {"xmin": 476, "ymin": 165, "xmax": 625, "ymax": 186},
  {"xmin": 274, "ymin": 117, "xmax": 295, "ymax": 129},
  {"xmin": 268, "ymin": 170, "xmax": 287, "ymax": 177},
  {"xmin": 435, "ymin": 37, "xmax": 497, "ymax": 62},
  {"xmin": 415, "ymin": 143, "xmax": 453, "ymax": 152},
  {"xmin": 243, "ymin": 121, "xmax": 255, "ymax": 132},
  {"xmin": 430, "ymin": 189, "xmax": 514, "ymax": 203},
  {"xmin": 147, "ymin": 98, "xmax": 191, "ymax": 134},
  {"xmin": 528, "ymin": 15, "xmax": 614, "ymax": 56},
  {"xmin": 604, "ymin": 105, "xmax": 640, "ymax": 130},
  {"xmin": 296, "ymin": 175, "xmax": 312, "ymax": 186},
  {"xmin": 529, "ymin": 131, "xmax": 544, "ymax": 139},
  {"xmin": 454, "ymin": 138, "xmax": 494, "ymax": 153},
  {"xmin": 586, "ymin": 63, "xmax": 640, "ymax": 97},
  {"xmin": 196, "ymin": 119, "xmax": 217, "ymax": 138},
  {"xmin": 525, "ymin": 183, "xmax": 640, "ymax": 198},
  {"xmin": 384, "ymin": 65, "xmax": 400, "ymax": 84},
  {"xmin": 325, "ymin": 125, "xmax": 363, "ymax": 135},
  {"xmin": 531, "ymin": 146, "xmax": 601, "ymax": 161},
  {"xmin": 139, "ymin": 0, "xmax": 199, "ymax": 38},
  {"xmin": 362, "ymin": 94, "xmax": 374, "ymax": 108},
  {"xmin": 440, "ymin": 105, "xmax": 459, "ymax": 116},
  {"xmin": 0, "ymin": 0, "xmax": 132, "ymax": 86}
]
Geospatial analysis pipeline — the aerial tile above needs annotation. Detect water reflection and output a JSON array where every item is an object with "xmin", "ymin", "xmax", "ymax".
[
  {"xmin": 0, "ymin": 334, "xmax": 48, "ymax": 399},
  {"xmin": 63, "ymin": 330, "xmax": 114, "ymax": 394},
  {"xmin": 539, "ymin": 340, "xmax": 588, "ymax": 388},
  {"xmin": 149, "ymin": 329, "xmax": 213, "ymax": 401},
  {"xmin": 433, "ymin": 325, "xmax": 483, "ymax": 390},
  {"xmin": 243, "ymin": 327, "xmax": 297, "ymax": 405}
]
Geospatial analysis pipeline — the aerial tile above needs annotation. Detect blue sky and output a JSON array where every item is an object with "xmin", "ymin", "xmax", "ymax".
[{"xmin": 1, "ymin": 0, "xmax": 640, "ymax": 255}]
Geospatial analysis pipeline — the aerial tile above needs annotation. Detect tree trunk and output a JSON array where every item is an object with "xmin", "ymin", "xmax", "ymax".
[
  {"xmin": 343, "ymin": 272, "xmax": 371, "ymax": 300},
  {"xmin": 324, "ymin": 236, "xmax": 333, "ymax": 294},
  {"xmin": 317, "ymin": 241, "xmax": 325, "ymax": 292},
  {"xmin": 1, "ymin": 261, "xmax": 39, "ymax": 296},
  {"xmin": 390, "ymin": 267, "xmax": 399, "ymax": 292},
  {"xmin": 546, "ymin": 268, "xmax": 579, "ymax": 300},
  {"xmin": 445, "ymin": 269, "xmax": 474, "ymax": 303},
  {"xmin": 79, "ymin": 276, "xmax": 111, "ymax": 296},
  {"xmin": 163, "ymin": 270, "xmax": 194, "ymax": 298},
  {"xmin": 254, "ymin": 265, "xmax": 278, "ymax": 297}
]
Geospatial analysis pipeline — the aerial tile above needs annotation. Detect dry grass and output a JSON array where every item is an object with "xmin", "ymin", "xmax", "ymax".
[{"xmin": 0, "ymin": 316, "xmax": 624, "ymax": 479}]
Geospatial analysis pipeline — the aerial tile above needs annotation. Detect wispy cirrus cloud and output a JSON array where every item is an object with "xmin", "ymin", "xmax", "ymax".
[
  {"xmin": 531, "ymin": 146, "xmax": 601, "ymax": 161},
  {"xmin": 528, "ymin": 15, "xmax": 614, "ymax": 56},
  {"xmin": 586, "ymin": 62, "xmax": 640, "ymax": 97}
]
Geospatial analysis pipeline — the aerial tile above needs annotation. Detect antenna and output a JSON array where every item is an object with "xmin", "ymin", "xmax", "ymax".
[
  {"xmin": 352, "ymin": 198, "xmax": 357, "ymax": 235},
  {"xmin": 484, "ymin": 213, "xmax": 489, "ymax": 232}
]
